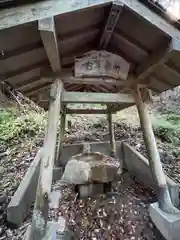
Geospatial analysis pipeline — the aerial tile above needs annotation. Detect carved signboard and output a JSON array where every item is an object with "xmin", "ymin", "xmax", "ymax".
[{"xmin": 75, "ymin": 51, "xmax": 130, "ymax": 80}]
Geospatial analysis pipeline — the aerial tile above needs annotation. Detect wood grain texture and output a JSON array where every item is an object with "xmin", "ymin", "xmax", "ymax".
[
  {"xmin": 29, "ymin": 78, "xmax": 63, "ymax": 239},
  {"xmin": 62, "ymin": 92, "xmax": 135, "ymax": 104},
  {"xmin": 134, "ymin": 86, "xmax": 178, "ymax": 213},
  {"xmin": 39, "ymin": 16, "xmax": 61, "ymax": 73},
  {"xmin": 107, "ymin": 112, "xmax": 116, "ymax": 157},
  {"xmin": 99, "ymin": 1, "xmax": 123, "ymax": 48},
  {"xmin": 66, "ymin": 108, "xmax": 107, "ymax": 114}
]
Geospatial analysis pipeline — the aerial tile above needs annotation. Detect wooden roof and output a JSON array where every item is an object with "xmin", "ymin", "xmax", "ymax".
[{"xmin": 1, "ymin": 0, "xmax": 180, "ymax": 109}]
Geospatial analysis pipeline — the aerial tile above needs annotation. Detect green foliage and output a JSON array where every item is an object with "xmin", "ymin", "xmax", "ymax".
[
  {"xmin": 153, "ymin": 113, "xmax": 180, "ymax": 145},
  {"xmin": 0, "ymin": 107, "xmax": 47, "ymax": 144}
]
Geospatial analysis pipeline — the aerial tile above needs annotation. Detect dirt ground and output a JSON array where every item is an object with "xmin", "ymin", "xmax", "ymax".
[{"xmin": 51, "ymin": 172, "xmax": 165, "ymax": 240}]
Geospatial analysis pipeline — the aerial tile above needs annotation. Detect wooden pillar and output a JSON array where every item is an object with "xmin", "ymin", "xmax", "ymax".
[
  {"xmin": 134, "ymin": 87, "xmax": 178, "ymax": 213},
  {"xmin": 29, "ymin": 79, "xmax": 63, "ymax": 239},
  {"xmin": 56, "ymin": 105, "xmax": 66, "ymax": 166},
  {"xmin": 107, "ymin": 111, "xmax": 116, "ymax": 157}
]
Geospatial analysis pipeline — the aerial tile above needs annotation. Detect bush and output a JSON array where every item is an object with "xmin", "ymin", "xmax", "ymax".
[
  {"xmin": 153, "ymin": 113, "xmax": 180, "ymax": 145},
  {"xmin": 0, "ymin": 107, "xmax": 47, "ymax": 144}
]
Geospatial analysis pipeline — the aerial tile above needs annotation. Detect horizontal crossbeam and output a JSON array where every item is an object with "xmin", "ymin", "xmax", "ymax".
[
  {"xmin": 61, "ymin": 75, "xmax": 126, "ymax": 86},
  {"xmin": 66, "ymin": 108, "xmax": 107, "ymax": 114},
  {"xmin": 62, "ymin": 92, "xmax": 134, "ymax": 104}
]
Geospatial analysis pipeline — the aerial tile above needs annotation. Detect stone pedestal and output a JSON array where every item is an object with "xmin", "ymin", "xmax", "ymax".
[
  {"xmin": 77, "ymin": 183, "xmax": 104, "ymax": 198},
  {"xmin": 149, "ymin": 202, "xmax": 180, "ymax": 240},
  {"xmin": 77, "ymin": 182, "xmax": 112, "ymax": 198}
]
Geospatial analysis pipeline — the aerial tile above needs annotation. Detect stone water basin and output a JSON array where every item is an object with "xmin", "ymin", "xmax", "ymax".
[{"xmin": 62, "ymin": 152, "xmax": 122, "ymax": 185}]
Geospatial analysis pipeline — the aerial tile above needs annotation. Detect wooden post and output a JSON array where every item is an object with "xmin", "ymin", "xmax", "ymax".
[
  {"xmin": 28, "ymin": 78, "xmax": 63, "ymax": 239},
  {"xmin": 134, "ymin": 86, "xmax": 179, "ymax": 213},
  {"xmin": 56, "ymin": 105, "xmax": 66, "ymax": 166},
  {"xmin": 107, "ymin": 111, "xmax": 116, "ymax": 157}
]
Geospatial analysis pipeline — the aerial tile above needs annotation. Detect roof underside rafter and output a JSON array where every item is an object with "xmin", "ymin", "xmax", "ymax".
[{"xmin": 1, "ymin": 0, "xmax": 180, "ymax": 109}]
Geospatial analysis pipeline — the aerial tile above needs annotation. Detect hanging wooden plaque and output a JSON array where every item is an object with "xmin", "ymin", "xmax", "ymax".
[{"xmin": 75, "ymin": 50, "xmax": 130, "ymax": 80}]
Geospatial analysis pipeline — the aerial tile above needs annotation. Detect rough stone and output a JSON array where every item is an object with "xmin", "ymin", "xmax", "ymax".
[
  {"xmin": 62, "ymin": 152, "xmax": 121, "ymax": 185},
  {"xmin": 61, "ymin": 159, "xmax": 91, "ymax": 184},
  {"xmin": 149, "ymin": 202, "xmax": 180, "ymax": 240}
]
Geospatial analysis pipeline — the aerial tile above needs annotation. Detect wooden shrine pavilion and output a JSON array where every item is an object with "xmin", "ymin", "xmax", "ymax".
[{"xmin": 1, "ymin": 0, "xmax": 180, "ymax": 239}]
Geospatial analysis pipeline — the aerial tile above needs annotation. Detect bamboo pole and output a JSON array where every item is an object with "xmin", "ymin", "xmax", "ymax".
[
  {"xmin": 107, "ymin": 111, "xmax": 116, "ymax": 157},
  {"xmin": 28, "ymin": 79, "xmax": 63, "ymax": 239},
  {"xmin": 134, "ymin": 86, "xmax": 179, "ymax": 213}
]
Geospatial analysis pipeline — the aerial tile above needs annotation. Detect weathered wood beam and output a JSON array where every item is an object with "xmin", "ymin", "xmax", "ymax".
[
  {"xmin": 29, "ymin": 78, "xmax": 63, "ymax": 239},
  {"xmin": 56, "ymin": 105, "xmax": 66, "ymax": 166},
  {"xmin": 165, "ymin": 61, "xmax": 180, "ymax": 76},
  {"xmin": 134, "ymin": 86, "xmax": 179, "ymax": 214},
  {"xmin": 39, "ymin": 16, "xmax": 61, "ymax": 73},
  {"xmin": 92, "ymin": 84, "xmax": 111, "ymax": 93},
  {"xmin": 62, "ymin": 92, "xmax": 135, "ymax": 104},
  {"xmin": 61, "ymin": 75, "xmax": 126, "ymax": 86},
  {"xmin": 17, "ymin": 77, "xmax": 52, "ymax": 92},
  {"xmin": 99, "ymin": 1, "xmax": 123, "ymax": 48},
  {"xmin": 115, "ymin": 28, "xmax": 150, "ymax": 54},
  {"xmin": 163, "ymin": 63, "xmax": 180, "ymax": 79},
  {"xmin": 2, "ymin": 0, "xmax": 180, "ymax": 47},
  {"xmin": 113, "ymin": 32, "xmax": 148, "ymax": 59},
  {"xmin": 60, "ymin": 28, "xmax": 100, "ymax": 54},
  {"xmin": 0, "ymin": 60, "xmax": 49, "ymax": 82},
  {"xmin": 134, "ymin": 38, "xmax": 180, "ymax": 84},
  {"xmin": 67, "ymin": 108, "xmax": 107, "ymax": 114},
  {"xmin": 107, "ymin": 111, "xmax": 116, "ymax": 157},
  {"xmin": 4, "ymin": 66, "xmax": 49, "ymax": 88},
  {"xmin": 0, "ymin": 1, "xmax": 112, "ymax": 30},
  {"xmin": 25, "ymin": 84, "xmax": 51, "ymax": 97},
  {"xmin": 149, "ymin": 76, "xmax": 172, "ymax": 92},
  {"xmin": 65, "ymin": 84, "xmax": 82, "ymax": 92}
]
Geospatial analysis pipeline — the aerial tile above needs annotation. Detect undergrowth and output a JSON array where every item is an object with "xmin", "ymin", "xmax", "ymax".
[
  {"xmin": 153, "ymin": 113, "xmax": 180, "ymax": 145},
  {"xmin": 0, "ymin": 107, "xmax": 47, "ymax": 146}
]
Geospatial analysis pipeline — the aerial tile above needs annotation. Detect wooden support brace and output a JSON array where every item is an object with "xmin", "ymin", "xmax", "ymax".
[
  {"xmin": 99, "ymin": 1, "xmax": 123, "ymax": 48},
  {"xmin": 28, "ymin": 78, "xmax": 63, "ymax": 239},
  {"xmin": 56, "ymin": 105, "xmax": 66, "ymax": 166},
  {"xmin": 39, "ymin": 16, "xmax": 61, "ymax": 74},
  {"xmin": 134, "ymin": 86, "xmax": 179, "ymax": 213},
  {"xmin": 107, "ymin": 111, "xmax": 116, "ymax": 157}
]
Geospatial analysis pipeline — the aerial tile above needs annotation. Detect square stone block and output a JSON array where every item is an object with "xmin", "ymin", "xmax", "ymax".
[
  {"xmin": 24, "ymin": 219, "xmax": 74, "ymax": 240},
  {"xmin": 78, "ymin": 183, "xmax": 104, "ymax": 198},
  {"xmin": 149, "ymin": 202, "xmax": 180, "ymax": 240}
]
